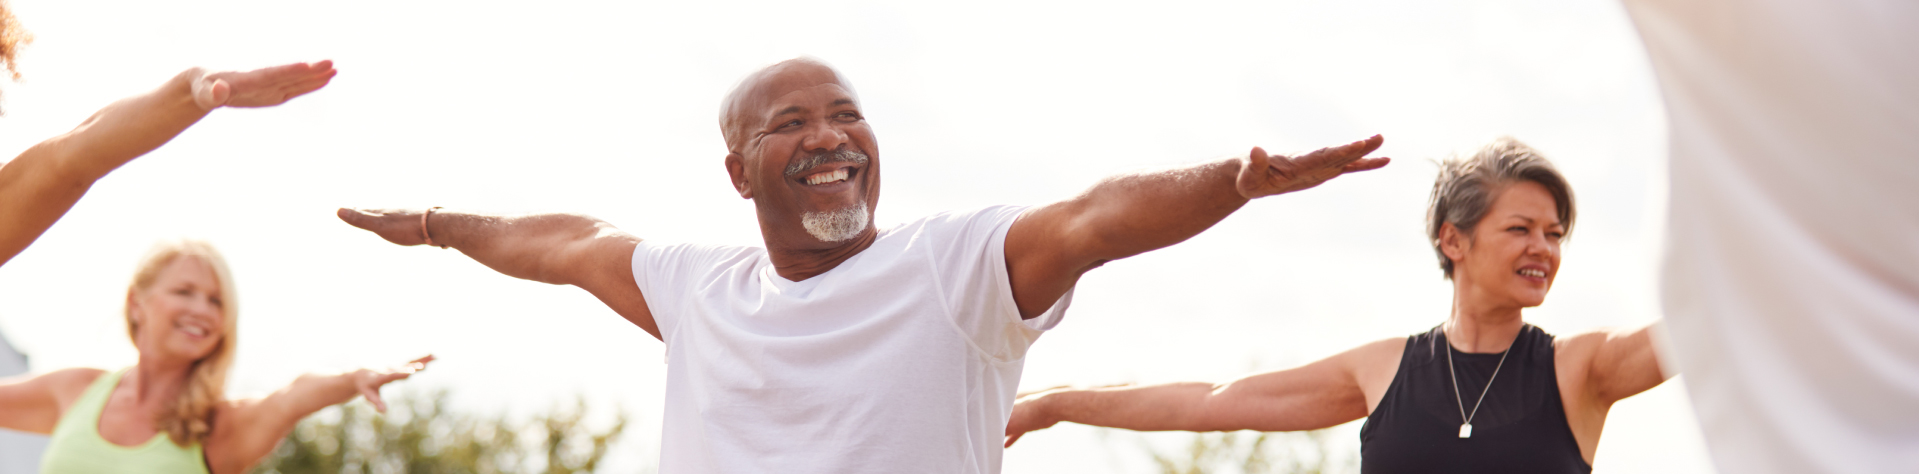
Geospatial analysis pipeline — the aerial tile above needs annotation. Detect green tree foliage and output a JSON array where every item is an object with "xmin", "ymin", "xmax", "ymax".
[
  {"xmin": 1138, "ymin": 428, "xmax": 1356, "ymax": 474},
  {"xmin": 252, "ymin": 390, "xmax": 628, "ymax": 474}
]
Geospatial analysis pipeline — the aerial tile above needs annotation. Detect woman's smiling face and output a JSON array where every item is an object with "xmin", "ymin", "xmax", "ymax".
[
  {"xmin": 1445, "ymin": 180, "xmax": 1565, "ymax": 309},
  {"xmin": 129, "ymin": 256, "xmax": 226, "ymax": 363}
]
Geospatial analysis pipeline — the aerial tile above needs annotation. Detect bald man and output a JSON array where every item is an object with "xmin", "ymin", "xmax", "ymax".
[{"xmin": 338, "ymin": 58, "xmax": 1389, "ymax": 473}]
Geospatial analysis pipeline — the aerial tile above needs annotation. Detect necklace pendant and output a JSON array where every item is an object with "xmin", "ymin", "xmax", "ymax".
[{"xmin": 1459, "ymin": 423, "xmax": 1473, "ymax": 439}]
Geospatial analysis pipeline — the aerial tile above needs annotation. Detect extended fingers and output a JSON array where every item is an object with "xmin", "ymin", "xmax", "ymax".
[
  {"xmin": 253, "ymin": 60, "xmax": 335, "ymax": 82},
  {"xmin": 217, "ymin": 61, "xmax": 336, "ymax": 107},
  {"xmin": 1342, "ymin": 156, "xmax": 1391, "ymax": 173},
  {"xmin": 361, "ymin": 385, "xmax": 388, "ymax": 413},
  {"xmin": 336, "ymin": 208, "xmax": 383, "ymax": 230},
  {"xmin": 337, "ymin": 207, "xmax": 429, "ymax": 245},
  {"xmin": 278, "ymin": 70, "xmax": 337, "ymax": 99},
  {"xmin": 407, "ymin": 354, "xmax": 436, "ymax": 370},
  {"xmin": 1294, "ymin": 135, "xmax": 1385, "ymax": 170},
  {"xmin": 382, "ymin": 370, "xmax": 415, "ymax": 383}
]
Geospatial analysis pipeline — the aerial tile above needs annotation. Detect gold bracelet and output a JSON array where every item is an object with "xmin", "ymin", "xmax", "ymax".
[{"xmin": 421, "ymin": 207, "xmax": 447, "ymax": 249}]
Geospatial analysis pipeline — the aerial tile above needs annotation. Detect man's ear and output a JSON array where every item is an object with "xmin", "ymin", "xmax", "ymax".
[
  {"xmin": 725, "ymin": 152, "xmax": 753, "ymax": 199},
  {"xmin": 1440, "ymin": 222, "xmax": 1470, "ymax": 266}
]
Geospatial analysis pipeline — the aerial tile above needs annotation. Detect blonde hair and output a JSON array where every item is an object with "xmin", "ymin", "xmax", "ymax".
[
  {"xmin": 1426, "ymin": 137, "xmax": 1577, "ymax": 280},
  {"xmin": 124, "ymin": 239, "xmax": 239, "ymax": 447}
]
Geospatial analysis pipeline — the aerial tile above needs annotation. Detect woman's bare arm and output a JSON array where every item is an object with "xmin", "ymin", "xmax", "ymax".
[
  {"xmin": 1005, "ymin": 338, "xmax": 1403, "ymax": 447},
  {"xmin": 0, "ymin": 368, "xmax": 104, "ymax": 434},
  {"xmin": 0, "ymin": 61, "xmax": 335, "ymax": 267},
  {"xmin": 204, "ymin": 356, "xmax": 431, "ymax": 474},
  {"xmin": 1586, "ymin": 322, "xmax": 1670, "ymax": 403}
]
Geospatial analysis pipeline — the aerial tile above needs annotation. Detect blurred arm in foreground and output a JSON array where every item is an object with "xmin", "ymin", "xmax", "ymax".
[{"xmin": 0, "ymin": 60, "xmax": 336, "ymax": 267}]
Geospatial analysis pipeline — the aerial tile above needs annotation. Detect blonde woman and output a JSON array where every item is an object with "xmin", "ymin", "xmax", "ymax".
[{"xmin": 0, "ymin": 240, "xmax": 431, "ymax": 473}]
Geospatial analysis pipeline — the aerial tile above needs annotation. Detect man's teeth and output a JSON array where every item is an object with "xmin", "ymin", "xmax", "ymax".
[
  {"xmin": 805, "ymin": 168, "xmax": 850, "ymax": 186},
  {"xmin": 1518, "ymin": 268, "xmax": 1546, "ymax": 278}
]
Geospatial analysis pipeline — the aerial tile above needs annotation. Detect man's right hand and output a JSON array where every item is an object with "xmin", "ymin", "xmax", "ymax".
[
  {"xmin": 332, "ymin": 207, "xmax": 661, "ymax": 339},
  {"xmin": 336, "ymin": 208, "xmax": 433, "ymax": 247},
  {"xmin": 1235, "ymin": 135, "xmax": 1389, "ymax": 200}
]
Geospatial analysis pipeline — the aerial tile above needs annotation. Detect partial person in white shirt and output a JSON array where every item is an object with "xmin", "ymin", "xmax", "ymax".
[
  {"xmin": 1621, "ymin": 0, "xmax": 1919, "ymax": 472},
  {"xmin": 334, "ymin": 57, "xmax": 1390, "ymax": 473}
]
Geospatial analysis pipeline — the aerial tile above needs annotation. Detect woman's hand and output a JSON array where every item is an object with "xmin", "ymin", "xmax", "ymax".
[
  {"xmin": 208, "ymin": 355, "xmax": 434, "ymax": 474},
  {"xmin": 189, "ymin": 60, "xmax": 337, "ymax": 110},
  {"xmin": 351, "ymin": 355, "xmax": 434, "ymax": 413}
]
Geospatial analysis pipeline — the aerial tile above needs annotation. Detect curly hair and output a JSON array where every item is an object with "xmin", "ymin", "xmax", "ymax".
[{"xmin": 0, "ymin": 0, "xmax": 32, "ymax": 110}]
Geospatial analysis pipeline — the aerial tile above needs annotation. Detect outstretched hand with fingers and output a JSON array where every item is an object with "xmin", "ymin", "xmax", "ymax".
[
  {"xmin": 190, "ymin": 60, "xmax": 338, "ymax": 110},
  {"xmin": 1236, "ymin": 135, "xmax": 1391, "ymax": 199},
  {"xmin": 337, "ymin": 208, "xmax": 435, "ymax": 247},
  {"xmin": 353, "ymin": 355, "xmax": 435, "ymax": 413},
  {"xmin": 1004, "ymin": 386, "xmax": 1071, "ymax": 448}
]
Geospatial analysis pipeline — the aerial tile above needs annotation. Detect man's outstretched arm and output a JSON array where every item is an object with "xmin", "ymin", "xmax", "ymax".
[
  {"xmin": 1004, "ymin": 135, "xmax": 1389, "ymax": 317},
  {"xmin": 336, "ymin": 208, "xmax": 658, "ymax": 339},
  {"xmin": 0, "ymin": 61, "xmax": 336, "ymax": 267}
]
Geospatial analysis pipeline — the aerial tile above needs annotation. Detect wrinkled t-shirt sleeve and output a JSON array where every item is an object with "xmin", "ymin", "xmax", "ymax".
[
  {"xmin": 631, "ymin": 241, "xmax": 732, "ymax": 345},
  {"xmin": 929, "ymin": 205, "xmax": 1075, "ymax": 361}
]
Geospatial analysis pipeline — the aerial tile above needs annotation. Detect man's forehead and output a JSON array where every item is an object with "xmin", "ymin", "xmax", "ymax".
[
  {"xmin": 761, "ymin": 83, "xmax": 857, "ymax": 116},
  {"xmin": 740, "ymin": 64, "xmax": 856, "ymax": 114},
  {"xmin": 719, "ymin": 58, "xmax": 860, "ymax": 150}
]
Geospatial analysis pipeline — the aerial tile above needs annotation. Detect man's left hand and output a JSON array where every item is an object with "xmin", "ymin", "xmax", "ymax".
[{"xmin": 1236, "ymin": 135, "xmax": 1390, "ymax": 199}]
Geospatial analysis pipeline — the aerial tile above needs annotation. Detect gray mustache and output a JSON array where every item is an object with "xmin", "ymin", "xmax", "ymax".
[{"xmin": 784, "ymin": 149, "xmax": 870, "ymax": 178}]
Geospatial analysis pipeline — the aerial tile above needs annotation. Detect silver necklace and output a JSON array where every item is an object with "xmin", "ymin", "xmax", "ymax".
[{"xmin": 1445, "ymin": 330, "xmax": 1513, "ymax": 439}]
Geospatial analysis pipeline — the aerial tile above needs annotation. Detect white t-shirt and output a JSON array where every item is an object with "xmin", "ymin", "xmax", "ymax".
[
  {"xmin": 1623, "ymin": 0, "xmax": 1919, "ymax": 472},
  {"xmin": 632, "ymin": 205, "xmax": 1072, "ymax": 473}
]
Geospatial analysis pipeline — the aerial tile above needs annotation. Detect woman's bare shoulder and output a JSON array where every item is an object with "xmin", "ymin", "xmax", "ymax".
[
  {"xmin": 41, "ymin": 367, "xmax": 108, "ymax": 398},
  {"xmin": 1345, "ymin": 336, "xmax": 1410, "ymax": 365}
]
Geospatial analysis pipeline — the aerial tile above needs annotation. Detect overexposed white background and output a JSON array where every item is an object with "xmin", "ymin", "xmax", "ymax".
[{"xmin": 0, "ymin": 0, "xmax": 1705, "ymax": 472}]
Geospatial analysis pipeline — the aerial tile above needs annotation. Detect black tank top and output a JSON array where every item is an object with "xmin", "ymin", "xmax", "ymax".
[{"xmin": 1359, "ymin": 324, "xmax": 1590, "ymax": 473}]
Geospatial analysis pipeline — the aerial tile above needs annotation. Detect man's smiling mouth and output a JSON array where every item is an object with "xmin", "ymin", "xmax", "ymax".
[{"xmin": 804, "ymin": 168, "xmax": 852, "ymax": 186}]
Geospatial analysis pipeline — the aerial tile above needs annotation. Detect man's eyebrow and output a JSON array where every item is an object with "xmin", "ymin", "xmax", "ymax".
[
  {"xmin": 767, "ymin": 98, "xmax": 854, "ymax": 122},
  {"xmin": 771, "ymin": 105, "xmax": 806, "ymax": 118}
]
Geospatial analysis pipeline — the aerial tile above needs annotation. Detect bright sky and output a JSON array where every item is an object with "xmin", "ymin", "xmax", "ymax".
[{"xmin": 0, "ymin": 0, "xmax": 1709, "ymax": 472}]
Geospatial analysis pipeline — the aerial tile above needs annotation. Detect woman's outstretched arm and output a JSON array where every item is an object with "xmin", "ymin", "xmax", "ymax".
[
  {"xmin": 0, "ymin": 368, "xmax": 105, "ymax": 434},
  {"xmin": 1561, "ymin": 322, "xmax": 1670, "ymax": 404},
  {"xmin": 1004, "ymin": 338, "xmax": 1403, "ymax": 447},
  {"xmin": 0, "ymin": 60, "xmax": 336, "ymax": 267},
  {"xmin": 203, "ymin": 355, "xmax": 432, "ymax": 474}
]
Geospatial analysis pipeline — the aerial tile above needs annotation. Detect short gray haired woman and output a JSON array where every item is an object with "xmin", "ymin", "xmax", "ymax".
[{"xmin": 1003, "ymin": 137, "xmax": 1670, "ymax": 473}]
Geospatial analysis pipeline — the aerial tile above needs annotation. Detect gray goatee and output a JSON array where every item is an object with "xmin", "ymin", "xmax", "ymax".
[
  {"xmin": 802, "ymin": 200, "xmax": 870, "ymax": 243},
  {"xmin": 786, "ymin": 148, "xmax": 872, "ymax": 243}
]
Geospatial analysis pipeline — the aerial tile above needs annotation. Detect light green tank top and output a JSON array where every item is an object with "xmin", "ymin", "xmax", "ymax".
[{"xmin": 40, "ymin": 368, "xmax": 211, "ymax": 474}]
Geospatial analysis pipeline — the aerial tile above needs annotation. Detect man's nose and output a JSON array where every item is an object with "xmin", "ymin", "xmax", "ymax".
[{"xmin": 801, "ymin": 121, "xmax": 850, "ymax": 152}]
